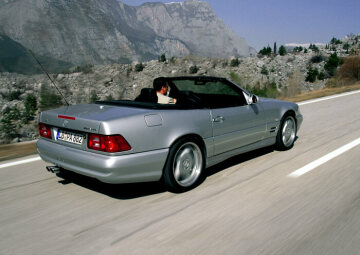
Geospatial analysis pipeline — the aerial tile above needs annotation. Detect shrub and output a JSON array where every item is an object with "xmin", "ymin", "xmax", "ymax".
[
  {"xmin": 337, "ymin": 56, "xmax": 360, "ymax": 81},
  {"xmin": 74, "ymin": 64, "xmax": 93, "ymax": 74},
  {"xmin": 330, "ymin": 37, "xmax": 342, "ymax": 45},
  {"xmin": 189, "ymin": 65, "xmax": 198, "ymax": 74},
  {"xmin": 135, "ymin": 63, "xmax": 144, "ymax": 72},
  {"xmin": 305, "ymin": 68, "xmax": 319, "ymax": 82},
  {"xmin": 9, "ymin": 90, "xmax": 22, "ymax": 101},
  {"xmin": 279, "ymin": 45, "xmax": 286, "ymax": 56},
  {"xmin": 259, "ymin": 46, "xmax": 272, "ymax": 56},
  {"xmin": 310, "ymin": 55, "xmax": 325, "ymax": 63},
  {"xmin": 261, "ymin": 66, "xmax": 269, "ymax": 75},
  {"xmin": 23, "ymin": 94, "xmax": 38, "ymax": 123},
  {"xmin": 0, "ymin": 106, "xmax": 21, "ymax": 139},
  {"xmin": 343, "ymin": 43, "xmax": 350, "ymax": 51},
  {"xmin": 293, "ymin": 46, "xmax": 303, "ymax": 52},
  {"xmin": 159, "ymin": 54, "xmax": 166, "ymax": 62},
  {"xmin": 325, "ymin": 53, "xmax": 341, "ymax": 76},
  {"xmin": 309, "ymin": 44, "xmax": 319, "ymax": 52},
  {"xmin": 39, "ymin": 85, "xmax": 63, "ymax": 111},
  {"xmin": 230, "ymin": 58, "xmax": 240, "ymax": 67},
  {"xmin": 318, "ymin": 71, "xmax": 325, "ymax": 80}
]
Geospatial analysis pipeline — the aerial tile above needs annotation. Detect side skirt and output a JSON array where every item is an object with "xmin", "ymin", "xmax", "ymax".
[{"xmin": 205, "ymin": 137, "xmax": 276, "ymax": 168}]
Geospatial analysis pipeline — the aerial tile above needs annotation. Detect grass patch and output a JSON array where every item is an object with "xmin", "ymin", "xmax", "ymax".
[
  {"xmin": 0, "ymin": 141, "xmax": 37, "ymax": 162},
  {"xmin": 279, "ymin": 83, "xmax": 360, "ymax": 102}
]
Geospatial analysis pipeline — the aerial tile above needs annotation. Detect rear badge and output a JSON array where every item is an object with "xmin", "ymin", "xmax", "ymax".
[{"xmin": 83, "ymin": 127, "xmax": 97, "ymax": 132}]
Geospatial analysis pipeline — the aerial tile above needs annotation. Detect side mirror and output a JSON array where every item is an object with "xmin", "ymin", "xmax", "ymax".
[{"xmin": 250, "ymin": 94, "xmax": 259, "ymax": 104}]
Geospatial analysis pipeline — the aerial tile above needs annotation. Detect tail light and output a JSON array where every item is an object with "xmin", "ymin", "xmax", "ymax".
[
  {"xmin": 39, "ymin": 123, "xmax": 52, "ymax": 139},
  {"xmin": 88, "ymin": 134, "xmax": 131, "ymax": 153}
]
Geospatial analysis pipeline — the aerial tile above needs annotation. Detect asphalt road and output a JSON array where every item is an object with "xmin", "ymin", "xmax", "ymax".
[{"xmin": 1, "ymin": 91, "xmax": 360, "ymax": 255}]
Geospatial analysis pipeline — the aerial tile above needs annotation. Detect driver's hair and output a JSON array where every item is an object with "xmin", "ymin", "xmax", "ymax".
[{"xmin": 153, "ymin": 77, "xmax": 167, "ymax": 92}]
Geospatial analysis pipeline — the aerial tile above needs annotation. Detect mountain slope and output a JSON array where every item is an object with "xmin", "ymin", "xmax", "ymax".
[
  {"xmin": 0, "ymin": 34, "xmax": 72, "ymax": 74},
  {"xmin": 0, "ymin": 0, "xmax": 254, "ymax": 69}
]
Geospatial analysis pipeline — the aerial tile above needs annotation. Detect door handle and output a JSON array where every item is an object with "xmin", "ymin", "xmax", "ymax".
[{"xmin": 212, "ymin": 116, "xmax": 225, "ymax": 123}]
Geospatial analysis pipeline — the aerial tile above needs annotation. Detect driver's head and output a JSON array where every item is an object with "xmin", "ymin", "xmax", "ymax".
[{"xmin": 154, "ymin": 78, "xmax": 169, "ymax": 95}]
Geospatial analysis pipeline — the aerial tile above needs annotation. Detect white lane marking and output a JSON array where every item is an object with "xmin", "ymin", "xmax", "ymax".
[
  {"xmin": 0, "ymin": 156, "xmax": 41, "ymax": 169},
  {"xmin": 298, "ymin": 90, "xmax": 360, "ymax": 105},
  {"xmin": 288, "ymin": 137, "xmax": 360, "ymax": 178}
]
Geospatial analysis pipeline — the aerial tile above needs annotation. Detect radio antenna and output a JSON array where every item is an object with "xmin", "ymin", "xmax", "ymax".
[{"xmin": 28, "ymin": 49, "xmax": 69, "ymax": 106}]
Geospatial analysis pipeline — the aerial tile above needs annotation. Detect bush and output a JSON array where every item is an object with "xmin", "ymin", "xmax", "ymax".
[
  {"xmin": 279, "ymin": 45, "xmax": 287, "ymax": 56},
  {"xmin": 293, "ymin": 46, "xmax": 303, "ymax": 52},
  {"xmin": 230, "ymin": 58, "xmax": 240, "ymax": 67},
  {"xmin": 318, "ymin": 71, "xmax": 325, "ymax": 80},
  {"xmin": 135, "ymin": 63, "xmax": 144, "ymax": 72},
  {"xmin": 39, "ymin": 85, "xmax": 63, "ymax": 111},
  {"xmin": 0, "ymin": 106, "xmax": 21, "ymax": 140},
  {"xmin": 309, "ymin": 44, "xmax": 319, "ymax": 52},
  {"xmin": 23, "ymin": 94, "xmax": 38, "ymax": 123},
  {"xmin": 9, "ymin": 90, "xmax": 22, "ymax": 101},
  {"xmin": 330, "ymin": 37, "xmax": 342, "ymax": 45},
  {"xmin": 259, "ymin": 46, "xmax": 272, "ymax": 56},
  {"xmin": 305, "ymin": 68, "xmax": 319, "ymax": 82},
  {"xmin": 337, "ymin": 56, "xmax": 360, "ymax": 81},
  {"xmin": 159, "ymin": 54, "xmax": 166, "ymax": 62},
  {"xmin": 74, "ymin": 64, "xmax": 93, "ymax": 74},
  {"xmin": 261, "ymin": 66, "xmax": 268, "ymax": 75},
  {"xmin": 310, "ymin": 55, "xmax": 325, "ymax": 63},
  {"xmin": 189, "ymin": 65, "xmax": 198, "ymax": 74},
  {"xmin": 325, "ymin": 53, "xmax": 341, "ymax": 76}
]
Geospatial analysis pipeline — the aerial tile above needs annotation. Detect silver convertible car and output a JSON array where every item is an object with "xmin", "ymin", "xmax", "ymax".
[{"xmin": 37, "ymin": 76, "xmax": 303, "ymax": 192}]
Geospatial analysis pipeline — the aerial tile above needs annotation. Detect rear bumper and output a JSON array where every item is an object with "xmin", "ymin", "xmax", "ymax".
[{"xmin": 37, "ymin": 139, "xmax": 168, "ymax": 184}]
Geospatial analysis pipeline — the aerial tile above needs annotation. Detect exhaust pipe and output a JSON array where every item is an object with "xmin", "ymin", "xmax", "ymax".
[{"xmin": 46, "ymin": 166, "xmax": 61, "ymax": 174}]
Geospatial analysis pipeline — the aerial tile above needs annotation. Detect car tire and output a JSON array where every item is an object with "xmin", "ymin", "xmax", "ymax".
[
  {"xmin": 276, "ymin": 114, "xmax": 297, "ymax": 150},
  {"xmin": 163, "ymin": 138, "xmax": 205, "ymax": 192}
]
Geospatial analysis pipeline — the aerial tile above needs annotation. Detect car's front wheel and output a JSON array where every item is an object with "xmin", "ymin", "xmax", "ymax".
[
  {"xmin": 163, "ymin": 138, "xmax": 205, "ymax": 192},
  {"xmin": 276, "ymin": 114, "xmax": 297, "ymax": 150}
]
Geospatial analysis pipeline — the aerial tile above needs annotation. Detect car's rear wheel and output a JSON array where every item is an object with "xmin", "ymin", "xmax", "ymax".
[
  {"xmin": 276, "ymin": 114, "xmax": 297, "ymax": 150},
  {"xmin": 163, "ymin": 138, "xmax": 205, "ymax": 192}
]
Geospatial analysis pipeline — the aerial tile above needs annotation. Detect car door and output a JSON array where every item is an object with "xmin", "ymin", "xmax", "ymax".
[
  {"xmin": 211, "ymin": 102, "xmax": 266, "ymax": 155},
  {"xmin": 207, "ymin": 81, "xmax": 266, "ymax": 155}
]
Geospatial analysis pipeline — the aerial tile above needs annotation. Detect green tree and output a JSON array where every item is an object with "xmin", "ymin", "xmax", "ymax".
[
  {"xmin": 279, "ymin": 45, "xmax": 287, "ymax": 56},
  {"xmin": 135, "ymin": 63, "xmax": 144, "ymax": 72},
  {"xmin": 189, "ymin": 65, "xmax": 199, "ymax": 74},
  {"xmin": 261, "ymin": 66, "xmax": 269, "ymax": 75},
  {"xmin": 0, "ymin": 107, "xmax": 21, "ymax": 140},
  {"xmin": 305, "ymin": 68, "xmax": 319, "ymax": 82},
  {"xmin": 230, "ymin": 58, "xmax": 240, "ymax": 67},
  {"xmin": 23, "ymin": 94, "xmax": 38, "ymax": 123},
  {"xmin": 39, "ymin": 85, "xmax": 63, "ymax": 111},
  {"xmin": 159, "ymin": 54, "xmax": 166, "ymax": 62},
  {"xmin": 325, "ymin": 53, "xmax": 341, "ymax": 76},
  {"xmin": 259, "ymin": 46, "xmax": 272, "ymax": 56}
]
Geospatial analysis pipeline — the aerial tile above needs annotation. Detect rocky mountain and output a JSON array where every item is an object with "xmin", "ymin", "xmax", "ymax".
[
  {"xmin": 0, "ymin": 34, "xmax": 72, "ymax": 74},
  {"xmin": 0, "ymin": 0, "xmax": 254, "ymax": 72}
]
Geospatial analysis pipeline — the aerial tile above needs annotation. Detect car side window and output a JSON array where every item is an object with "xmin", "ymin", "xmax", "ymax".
[
  {"xmin": 173, "ymin": 79, "xmax": 247, "ymax": 108},
  {"xmin": 199, "ymin": 81, "xmax": 247, "ymax": 108}
]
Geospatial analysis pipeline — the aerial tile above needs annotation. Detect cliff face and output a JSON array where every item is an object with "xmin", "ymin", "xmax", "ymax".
[{"xmin": 0, "ymin": 0, "xmax": 253, "ymax": 69}]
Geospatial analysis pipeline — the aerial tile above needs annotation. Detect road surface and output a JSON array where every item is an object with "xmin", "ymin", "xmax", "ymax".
[{"xmin": 1, "ymin": 91, "xmax": 360, "ymax": 255}]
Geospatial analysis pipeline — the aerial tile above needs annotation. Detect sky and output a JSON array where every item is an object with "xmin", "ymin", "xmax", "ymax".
[{"xmin": 120, "ymin": 0, "xmax": 360, "ymax": 50}]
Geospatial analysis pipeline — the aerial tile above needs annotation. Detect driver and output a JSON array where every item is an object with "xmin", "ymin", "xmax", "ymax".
[{"xmin": 153, "ymin": 78, "xmax": 177, "ymax": 104}]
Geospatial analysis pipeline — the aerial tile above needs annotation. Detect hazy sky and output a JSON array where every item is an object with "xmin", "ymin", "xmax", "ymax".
[{"xmin": 120, "ymin": 0, "xmax": 360, "ymax": 50}]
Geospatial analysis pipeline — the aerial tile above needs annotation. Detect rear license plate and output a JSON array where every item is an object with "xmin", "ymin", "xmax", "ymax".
[{"xmin": 56, "ymin": 129, "xmax": 84, "ymax": 145}]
